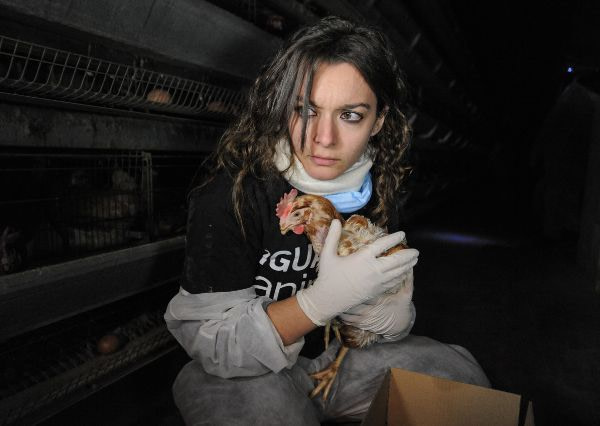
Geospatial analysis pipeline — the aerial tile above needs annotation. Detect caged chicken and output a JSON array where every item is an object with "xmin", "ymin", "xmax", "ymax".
[
  {"xmin": 65, "ymin": 168, "xmax": 140, "ymax": 250},
  {"xmin": 276, "ymin": 188, "xmax": 412, "ymax": 401}
]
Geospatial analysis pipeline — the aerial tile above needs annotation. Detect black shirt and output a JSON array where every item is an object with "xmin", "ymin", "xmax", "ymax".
[{"xmin": 181, "ymin": 171, "xmax": 399, "ymax": 357}]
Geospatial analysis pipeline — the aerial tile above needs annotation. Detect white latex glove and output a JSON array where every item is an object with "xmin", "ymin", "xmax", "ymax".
[
  {"xmin": 296, "ymin": 219, "xmax": 419, "ymax": 326},
  {"xmin": 338, "ymin": 269, "xmax": 415, "ymax": 341}
]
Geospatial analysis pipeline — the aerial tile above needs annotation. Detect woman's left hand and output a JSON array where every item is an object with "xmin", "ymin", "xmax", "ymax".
[{"xmin": 338, "ymin": 269, "xmax": 414, "ymax": 340}]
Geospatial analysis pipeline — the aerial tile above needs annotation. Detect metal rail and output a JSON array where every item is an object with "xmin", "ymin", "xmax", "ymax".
[
  {"xmin": 0, "ymin": 309, "xmax": 178, "ymax": 425},
  {"xmin": 0, "ymin": 35, "xmax": 245, "ymax": 118}
]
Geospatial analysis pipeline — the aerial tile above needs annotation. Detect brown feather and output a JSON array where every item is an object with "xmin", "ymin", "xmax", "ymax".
[{"xmin": 277, "ymin": 190, "xmax": 408, "ymax": 349}]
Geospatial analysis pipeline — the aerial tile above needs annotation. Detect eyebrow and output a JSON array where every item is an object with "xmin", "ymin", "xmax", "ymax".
[{"xmin": 296, "ymin": 96, "xmax": 371, "ymax": 110}]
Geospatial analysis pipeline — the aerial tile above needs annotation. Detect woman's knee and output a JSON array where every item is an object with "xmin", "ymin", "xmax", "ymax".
[
  {"xmin": 376, "ymin": 335, "xmax": 491, "ymax": 387},
  {"xmin": 172, "ymin": 361, "xmax": 321, "ymax": 426},
  {"xmin": 339, "ymin": 335, "xmax": 490, "ymax": 388}
]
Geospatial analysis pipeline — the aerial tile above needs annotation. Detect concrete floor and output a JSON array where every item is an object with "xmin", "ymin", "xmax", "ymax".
[{"xmin": 43, "ymin": 179, "xmax": 600, "ymax": 426}]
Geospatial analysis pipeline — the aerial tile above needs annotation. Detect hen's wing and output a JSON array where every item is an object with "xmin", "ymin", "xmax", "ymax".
[
  {"xmin": 336, "ymin": 213, "xmax": 411, "ymax": 348},
  {"xmin": 337, "ymin": 214, "xmax": 386, "ymax": 256},
  {"xmin": 338, "ymin": 214, "xmax": 408, "ymax": 256}
]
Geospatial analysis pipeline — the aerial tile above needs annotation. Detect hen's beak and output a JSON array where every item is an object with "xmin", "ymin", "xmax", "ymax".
[{"xmin": 280, "ymin": 222, "xmax": 294, "ymax": 235}]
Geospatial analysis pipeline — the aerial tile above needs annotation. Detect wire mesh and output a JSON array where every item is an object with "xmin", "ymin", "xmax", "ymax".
[
  {"xmin": 0, "ymin": 307, "xmax": 176, "ymax": 426},
  {"xmin": 0, "ymin": 151, "xmax": 152, "ymax": 271},
  {"xmin": 0, "ymin": 35, "xmax": 245, "ymax": 118},
  {"xmin": 0, "ymin": 150, "xmax": 204, "ymax": 273}
]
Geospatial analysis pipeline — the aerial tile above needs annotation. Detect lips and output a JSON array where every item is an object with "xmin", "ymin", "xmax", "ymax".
[{"xmin": 310, "ymin": 155, "xmax": 338, "ymax": 166}]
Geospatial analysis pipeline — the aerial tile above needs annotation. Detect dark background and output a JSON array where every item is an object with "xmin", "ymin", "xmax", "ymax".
[{"xmin": 1, "ymin": 0, "xmax": 599, "ymax": 425}]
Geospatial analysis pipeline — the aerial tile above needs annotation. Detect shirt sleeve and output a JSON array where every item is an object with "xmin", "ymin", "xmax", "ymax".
[
  {"xmin": 165, "ymin": 287, "xmax": 304, "ymax": 378},
  {"xmin": 167, "ymin": 175, "xmax": 304, "ymax": 377}
]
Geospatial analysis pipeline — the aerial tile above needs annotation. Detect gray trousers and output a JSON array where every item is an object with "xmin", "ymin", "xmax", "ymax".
[{"xmin": 172, "ymin": 335, "xmax": 490, "ymax": 426}]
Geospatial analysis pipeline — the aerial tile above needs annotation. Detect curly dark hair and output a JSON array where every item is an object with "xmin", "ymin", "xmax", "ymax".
[{"xmin": 196, "ymin": 16, "xmax": 411, "ymax": 234}]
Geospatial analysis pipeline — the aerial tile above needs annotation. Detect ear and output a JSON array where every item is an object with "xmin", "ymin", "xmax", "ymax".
[{"xmin": 370, "ymin": 106, "xmax": 388, "ymax": 136}]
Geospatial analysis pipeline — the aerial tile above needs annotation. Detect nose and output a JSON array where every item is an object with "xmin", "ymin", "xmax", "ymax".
[{"xmin": 313, "ymin": 116, "xmax": 336, "ymax": 147}]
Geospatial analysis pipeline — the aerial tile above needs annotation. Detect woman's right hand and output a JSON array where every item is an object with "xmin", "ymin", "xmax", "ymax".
[{"xmin": 295, "ymin": 219, "xmax": 419, "ymax": 326}]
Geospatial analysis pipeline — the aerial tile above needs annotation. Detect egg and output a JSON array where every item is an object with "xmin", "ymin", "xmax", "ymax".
[
  {"xmin": 206, "ymin": 100, "xmax": 229, "ymax": 114},
  {"xmin": 146, "ymin": 88, "xmax": 172, "ymax": 104},
  {"xmin": 97, "ymin": 333, "xmax": 127, "ymax": 355}
]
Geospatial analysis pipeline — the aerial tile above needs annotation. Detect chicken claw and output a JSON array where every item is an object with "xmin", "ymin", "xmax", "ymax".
[{"xmin": 309, "ymin": 345, "xmax": 350, "ymax": 401}]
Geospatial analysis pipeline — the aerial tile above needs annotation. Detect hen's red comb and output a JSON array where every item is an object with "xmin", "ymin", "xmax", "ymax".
[{"xmin": 276, "ymin": 188, "xmax": 298, "ymax": 219}]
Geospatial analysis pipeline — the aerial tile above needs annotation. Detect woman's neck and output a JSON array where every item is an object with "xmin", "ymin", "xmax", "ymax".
[{"xmin": 274, "ymin": 140, "xmax": 373, "ymax": 196}]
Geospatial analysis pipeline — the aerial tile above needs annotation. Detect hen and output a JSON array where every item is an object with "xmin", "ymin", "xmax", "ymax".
[{"xmin": 276, "ymin": 188, "xmax": 409, "ymax": 401}]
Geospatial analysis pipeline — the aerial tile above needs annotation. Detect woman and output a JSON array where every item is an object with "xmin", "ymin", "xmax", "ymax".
[{"xmin": 165, "ymin": 16, "xmax": 489, "ymax": 425}]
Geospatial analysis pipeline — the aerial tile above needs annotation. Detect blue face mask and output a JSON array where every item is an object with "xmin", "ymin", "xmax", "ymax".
[{"xmin": 323, "ymin": 173, "xmax": 372, "ymax": 213}]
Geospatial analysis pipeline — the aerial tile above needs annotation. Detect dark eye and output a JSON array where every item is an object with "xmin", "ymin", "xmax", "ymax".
[
  {"xmin": 295, "ymin": 105, "xmax": 316, "ymax": 117},
  {"xmin": 293, "ymin": 211, "xmax": 301, "ymax": 217},
  {"xmin": 341, "ymin": 111, "xmax": 362, "ymax": 122}
]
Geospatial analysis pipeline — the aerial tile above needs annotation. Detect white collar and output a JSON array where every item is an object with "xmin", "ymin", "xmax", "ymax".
[{"xmin": 273, "ymin": 139, "xmax": 373, "ymax": 196}]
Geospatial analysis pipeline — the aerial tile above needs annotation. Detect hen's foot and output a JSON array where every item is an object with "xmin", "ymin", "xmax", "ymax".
[{"xmin": 309, "ymin": 346, "xmax": 349, "ymax": 401}]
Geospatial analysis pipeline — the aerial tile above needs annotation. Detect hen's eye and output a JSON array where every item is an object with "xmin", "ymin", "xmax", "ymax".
[{"xmin": 293, "ymin": 211, "xmax": 301, "ymax": 217}]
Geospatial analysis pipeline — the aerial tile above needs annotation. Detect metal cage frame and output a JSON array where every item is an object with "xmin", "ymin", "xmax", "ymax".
[{"xmin": 0, "ymin": 34, "xmax": 245, "ymax": 118}]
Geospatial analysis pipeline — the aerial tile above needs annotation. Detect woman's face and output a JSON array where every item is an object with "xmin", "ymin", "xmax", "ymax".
[{"xmin": 288, "ymin": 62, "xmax": 386, "ymax": 181}]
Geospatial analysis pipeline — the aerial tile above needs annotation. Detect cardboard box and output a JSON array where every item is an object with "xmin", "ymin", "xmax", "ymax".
[{"xmin": 362, "ymin": 368, "xmax": 534, "ymax": 426}]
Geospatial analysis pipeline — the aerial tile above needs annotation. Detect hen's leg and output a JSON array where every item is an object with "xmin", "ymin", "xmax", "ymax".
[
  {"xmin": 309, "ymin": 345, "xmax": 350, "ymax": 401},
  {"xmin": 333, "ymin": 323, "xmax": 342, "ymax": 343},
  {"xmin": 323, "ymin": 319, "xmax": 343, "ymax": 350}
]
